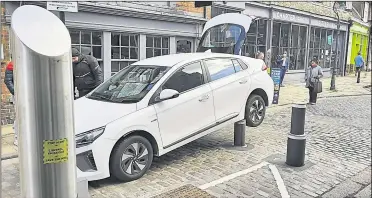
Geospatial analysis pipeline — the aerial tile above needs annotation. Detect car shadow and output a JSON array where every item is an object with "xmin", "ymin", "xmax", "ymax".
[{"xmin": 88, "ymin": 134, "xmax": 228, "ymax": 188}]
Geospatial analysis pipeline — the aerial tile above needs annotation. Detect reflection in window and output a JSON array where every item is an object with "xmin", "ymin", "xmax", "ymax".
[
  {"xmin": 176, "ymin": 40, "xmax": 192, "ymax": 53},
  {"xmin": 201, "ymin": 24, "xmax": 242, "ymax": 48},
  {"xmin": 204, "ymin": 59, "xmax": 236, "ymax": 81},
  {"xmin": 163, "ymin": 62, "xmax": 204, "ymax": 93},
  {"xmin": 146, "ymin": 36, "xmax": 169, "ymax": 58},
  {"xmin": 211, "ymin": 6, "xmax": 240, "ymax": 17}
]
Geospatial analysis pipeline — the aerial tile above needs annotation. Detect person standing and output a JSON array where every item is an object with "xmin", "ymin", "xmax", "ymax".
[
  {"xmin": 354, "ymin": 52, "xmax": 365, "ymax": 83},
  {"xmin": 305, "ymin": 59, "xmax": 323, "ymax": 105},
  {"xmin": 278, "ymin": 52, "xmax": 289, "ymax": 87},
  {"xmin": 4, "ymin": 61, "xmax": 18, "ymax": 146},
  {"xmin": 72, "ymin": 48, "xmax": 103, "ymax": 99}
]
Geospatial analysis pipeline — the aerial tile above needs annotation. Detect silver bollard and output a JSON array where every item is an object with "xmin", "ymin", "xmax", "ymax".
[
  {"xmin": 12, "ymin": 5, "xmax": 77, "ymax": 198},
  {"xmin": 234, "ymin": 120, "xmax": 247, "ymax": 147},
  {"xmin": 286, "ymin": 104, "xmax": 307, "ymax": 167}
]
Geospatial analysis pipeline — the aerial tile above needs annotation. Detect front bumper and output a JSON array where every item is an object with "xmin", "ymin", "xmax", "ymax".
[{"xmin": 76, "ymin": 137, "xmax": 116, "ymax": 181}]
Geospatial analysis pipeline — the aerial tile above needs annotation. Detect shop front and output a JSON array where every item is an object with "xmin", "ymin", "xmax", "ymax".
[
  {"xmin": 346, "ymin": 21, "xmax": 370, "ymax": 73},
  {"xmin": 4, "ymin": 2, "xmax": 206, "ymax": 80},
  {"xmin": 242, "ymin": 3, "xmax": 349, "ymax": 82}
]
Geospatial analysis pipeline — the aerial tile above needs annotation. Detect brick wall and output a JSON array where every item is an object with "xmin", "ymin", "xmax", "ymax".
[
  {"xmin": 1, "ymin": 3, "xmax": 14, "ymax": 125},
  {"xmin": 175, "ymin": 1, "xmax": 211, "ymax": 19}
]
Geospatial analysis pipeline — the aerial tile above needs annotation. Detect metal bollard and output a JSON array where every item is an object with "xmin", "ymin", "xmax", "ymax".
[
  {"xmin": 234, "ymin": 120, "xmax": 247, "ymax": 147},
  {"xmin": 286, "ymin": 104, "xmax": 307, "ymax": 167},
  {"xmin": 12, "ymin": 5, "xmax": 77, "ymax": 198}
]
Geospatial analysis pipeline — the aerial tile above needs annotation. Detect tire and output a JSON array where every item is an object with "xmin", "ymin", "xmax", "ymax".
[
  {"xmin": 109, "ymin": 135, "xmax": 153, "ymax": 182},
  {"xmin": 245, "ymin": 94, "xmax": 266, "ymax": 127}
]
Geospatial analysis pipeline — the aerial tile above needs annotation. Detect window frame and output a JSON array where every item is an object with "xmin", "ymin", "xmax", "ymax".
[
  {"xmin": 148, "ymin": 60, "xmax": 209, "ymax": 105},
  {"xmin": 69, "ymin": 29, "xmax": 103, "ymax": 61},
  {"xmin": 111, "ymin": 32, "xmax": 140, "ymax": 76},
  {"xmin": 146, "ymin": 36, "xmax": 170, "ymax": 58}
]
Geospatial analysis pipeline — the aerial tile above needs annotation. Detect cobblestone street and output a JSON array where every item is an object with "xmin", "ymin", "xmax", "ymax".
[{"xmin": 2, "ymin": 92, "xmax": 371, "ymax": 197}]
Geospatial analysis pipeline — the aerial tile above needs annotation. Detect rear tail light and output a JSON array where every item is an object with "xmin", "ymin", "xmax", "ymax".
[{"xmin": 262, "ymin": 63, "xmax": 268, "ymax": 71}]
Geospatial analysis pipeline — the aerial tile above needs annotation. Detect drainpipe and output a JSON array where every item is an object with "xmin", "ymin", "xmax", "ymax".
[
  {"xmin": 366, "ymin": 2, "xmax": 372, "ymax": 71},
  {"xmin": 343, "ymin": 19, "xmax": 353, "ymax": 76}
]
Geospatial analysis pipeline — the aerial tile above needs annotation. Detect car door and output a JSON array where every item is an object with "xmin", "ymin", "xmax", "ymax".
[
  {"xmin": 204, "ymin": 58, "xmax": 251, "ymax": 122},
  {"xmin": 153, "ymin": 61, "xmax": 215, "ymax": 148}
]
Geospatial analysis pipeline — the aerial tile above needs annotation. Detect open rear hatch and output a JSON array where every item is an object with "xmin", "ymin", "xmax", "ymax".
[{"xmin": 197, "ymin": 13, "xmax": 253, "ymax": 55}]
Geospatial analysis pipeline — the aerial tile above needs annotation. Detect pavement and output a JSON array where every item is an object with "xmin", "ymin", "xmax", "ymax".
[{"xmin": 1, "ymin": 73, "xmax": 371, "ymax": 198}]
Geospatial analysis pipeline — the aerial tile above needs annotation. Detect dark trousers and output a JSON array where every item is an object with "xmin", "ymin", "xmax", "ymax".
[
  {"xmin": 280, "ymin": 67, "xmax": 286, "ymax": 85},
  {"xmin": 308, "ymin": 86, "xmax": 318, "ymax": 103},
  {"xmin": 356, "ymin": 67, "xmax": 361, "ymax": 83}
]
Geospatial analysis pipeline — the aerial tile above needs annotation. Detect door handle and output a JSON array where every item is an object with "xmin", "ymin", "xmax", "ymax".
[
  {"xmin": 239, "ymin": 79, "xmax": 248, "ymax": 84},
  {"xmin": 199, "ymin": 94, "xmax": 209, "ymax": 102}
]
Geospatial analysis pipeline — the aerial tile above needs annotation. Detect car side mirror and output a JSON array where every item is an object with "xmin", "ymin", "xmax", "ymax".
[{"xmin": 158, "ymin": 89, "xmax": 180, "ymax": 101}]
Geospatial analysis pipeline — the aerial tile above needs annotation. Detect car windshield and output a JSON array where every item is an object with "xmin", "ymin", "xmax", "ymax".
[
  {"xmin": 87, "ymin": 65, "xmax": 170, "ymax": 103},
  {"xmin": 201, "ymin": 24, "xmax": 243, "ymax": 48}
]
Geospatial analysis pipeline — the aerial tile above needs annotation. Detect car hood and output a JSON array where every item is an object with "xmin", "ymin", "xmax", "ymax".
[{"xmin": 74, "ymin": 97, "xmax": 137, "ymax": 135}]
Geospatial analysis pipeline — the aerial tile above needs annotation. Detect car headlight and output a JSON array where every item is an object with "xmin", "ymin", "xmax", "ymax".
[{"xmin": 75, "ymin": 126, "xmax": 105, "ymax": 148}]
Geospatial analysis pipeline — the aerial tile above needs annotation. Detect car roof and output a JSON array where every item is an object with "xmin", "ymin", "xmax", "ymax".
[{"xmin": 132, "ymin": 52, "xmax": 240, "ymax": 67}]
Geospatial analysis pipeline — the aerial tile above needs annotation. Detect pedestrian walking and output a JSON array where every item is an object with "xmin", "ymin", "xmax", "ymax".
[
  {"xmin": 354, "ymin": 52, "xmax": 365, "ymax": 83},
  {"xmin": 72, "ymin": 48, "xmax": 103, "ymax": 99},
  {"xmin": 4, "ymin": 61, "xmax": 18, "ymax": 146},
  {"xmin": 277, "ymin": 52, "xmax": 289, "ymax": 87},
  {"xmin": 305, "ymin": 59, "xmax": 323, "ymax": 105}
]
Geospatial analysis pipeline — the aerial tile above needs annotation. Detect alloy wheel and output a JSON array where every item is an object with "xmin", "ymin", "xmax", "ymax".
[
  {"xmin": 249, "ymin": 99, "xmax": 264, "ymax": 124},
  {"xmin": 120, "ymin": 142, "xmax": 149, "ymax": 175}
]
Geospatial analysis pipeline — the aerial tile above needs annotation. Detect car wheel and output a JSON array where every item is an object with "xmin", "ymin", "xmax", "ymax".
[
  {"xmin": 245, "ymin": 94, "xmax": 266, "ymax": 127},
  {"xmin": 109, "ymin": 135, "xmax": 153, "ymax": 182}
]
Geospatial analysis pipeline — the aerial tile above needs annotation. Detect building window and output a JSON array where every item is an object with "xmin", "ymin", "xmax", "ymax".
[
  {"xmin": 69, "ymin": 30, "xmax": 103, "ymax": 72},
  {"xmin": 176, "ymin": 40, "xmax": 192, "ymax": 53},
  {"xmin": 111, "ymin": 33, "xmax": 139, "ymax": 75},
  {"xmin": 69, "ymin": 30, "xmax": 102, "ymax": 59},
  {"xmin": 242, "ymin": 19, "xmax": 267, "ymax": 58},
  {"xmin": 211, "ymin": 5, "xmax": 241, "ymax": 17},
  {"xmin": 271, "ymin": 22, "xmax": 307, "ymax": 70},
  {"xmin": 146, "ymin": 36, "xmax": 169, "ymax": 58},
  {"xmin": 309, "ymin": 27, "xmax": 333, "ymax": 69}
]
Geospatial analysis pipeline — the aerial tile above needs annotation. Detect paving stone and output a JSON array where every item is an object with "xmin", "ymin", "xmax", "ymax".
[{"xmin": 355, "ymin": 184, "xmax": 371, "ymax": 198}]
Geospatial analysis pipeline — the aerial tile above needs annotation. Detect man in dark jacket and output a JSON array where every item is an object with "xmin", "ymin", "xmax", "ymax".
[
  {"xmin": 4, "ymin": 61, "xmax": 18, "ymax": 146},
  {"xmin": 72, "ymin": 48, "xmax": 103, "ymax": 99}
]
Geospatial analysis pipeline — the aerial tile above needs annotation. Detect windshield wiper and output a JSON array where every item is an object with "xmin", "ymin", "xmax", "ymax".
[{"xmin": 88, "ymin": 94, "xmax": 111, "ymax": 101}]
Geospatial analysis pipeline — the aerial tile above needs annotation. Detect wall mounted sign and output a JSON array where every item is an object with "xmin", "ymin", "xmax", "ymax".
[{"xmin": 273, "ymin": 11, "xmax": 309, "ymax": 24}]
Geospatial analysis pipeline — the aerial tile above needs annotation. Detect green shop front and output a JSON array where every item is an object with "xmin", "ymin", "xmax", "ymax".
[{"xmin": 346, "ymin": 21, "xmax": 370, "ymax": 73}]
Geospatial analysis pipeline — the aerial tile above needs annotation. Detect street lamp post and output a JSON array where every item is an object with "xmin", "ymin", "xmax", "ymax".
[{"xmin": 330, "ymin": 2, "xmax": 341, "ymax": 90}]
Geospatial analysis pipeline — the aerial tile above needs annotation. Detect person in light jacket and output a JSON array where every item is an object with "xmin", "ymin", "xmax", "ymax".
[{"xmin": 305, "ymin": 59, "xmax": 323, "ymax": 105}]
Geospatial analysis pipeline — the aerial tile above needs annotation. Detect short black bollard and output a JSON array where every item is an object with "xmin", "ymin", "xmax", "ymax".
[
  {"xmin": 286, "ymin": 104, "xmax": 306, "ymax": 167},
  {"xmin": 234, "ymin": 120, "xmax": 247, "ymax": 147}
]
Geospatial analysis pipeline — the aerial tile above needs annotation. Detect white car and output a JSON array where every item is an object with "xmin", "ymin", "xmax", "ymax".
[{"xmin": 74, "ymin": 13, "xmax": 274, "ymax": 182}]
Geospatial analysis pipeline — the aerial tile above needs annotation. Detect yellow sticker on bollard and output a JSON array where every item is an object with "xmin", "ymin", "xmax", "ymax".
[{"xmin": 43, "ymin": 138, "xmax": 68, "ymax": 164}]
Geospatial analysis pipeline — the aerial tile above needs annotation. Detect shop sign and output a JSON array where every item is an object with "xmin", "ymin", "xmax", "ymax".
[
  {"xmin": 273, "ymin": 11, "xmax": 309, "ymax": 24},
  {"xmin": 47, "ymin": 2, "xmax": 78, "ymax": 12},
  {"xmin": 270, "ymin": 68, "xmax": 281, "ymax": 104},
  {"xmin": 311, "ymin": 18, "xmax": 348, "ymax": 31}
]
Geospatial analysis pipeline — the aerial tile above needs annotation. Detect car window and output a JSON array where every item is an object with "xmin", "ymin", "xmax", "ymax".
[
  {"xmin": 87, "ymin": 65, "xmax": 170, "ymax": 103},
  {"xmin": 237, "ymin": 59, "xmax": 249, "ymax": 70},
  {"xmin": 204, "ymin": 58, "xmax": 236, "ymax": 81},
  {"xmin": 163, "ymin": 62, "xmax": 204, "ymax": 93},
  {"xmin": 232, "ymin": 59, "xmax": 243, "ymax": 72}
]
